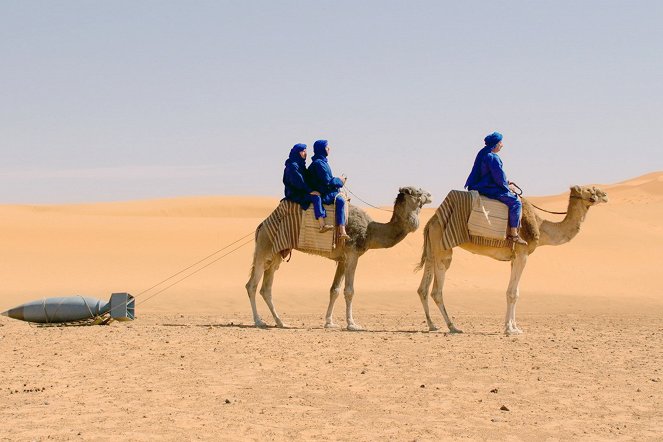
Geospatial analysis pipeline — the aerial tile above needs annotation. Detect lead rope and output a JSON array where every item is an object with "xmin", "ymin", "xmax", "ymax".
[
  {"xmin": 134, "ymin": 231, "xmax": 256, "ymax": 307},
  {"xmin": 27, "ymin": 229, "xmax": 257, "ymax": 325},
  {"xmin": 510, "ymin": 182, "xmax": 568, "ymax": 215},
  {"xmin": 344, "ymin": 185, "xmax": 393, "ymax": 213},
  {"xmin": 135, "ymin": 231, "xmax": 255, "ymax": 298}
]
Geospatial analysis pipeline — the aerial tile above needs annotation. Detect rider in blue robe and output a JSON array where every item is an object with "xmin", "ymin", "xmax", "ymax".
[
  {"xmin": 465, "ymin": 132, "xmax": 527, "ymax": 244},
  {"xmin": 283, "ymin": 144, "xmax": 327, "ymax": 227},
  {"xmin": 307, "ymin": 139, "xmax": 350, "ymax": 239}
]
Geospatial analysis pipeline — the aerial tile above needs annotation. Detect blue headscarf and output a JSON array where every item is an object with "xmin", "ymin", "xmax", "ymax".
[
  {"xmin": 286, "ymin": 143, "xmax": 307, "ymax": 168},
  {"xmin": 464, "ymin": 132, "xmax": 503, "ymax": 189},
  {"xmin": 312, "ymin": 139, "xmax": 328, "ymax": 161},
  {"xmin": 484, "ymin": 132, "xmax": 503, "ymax": 148}
]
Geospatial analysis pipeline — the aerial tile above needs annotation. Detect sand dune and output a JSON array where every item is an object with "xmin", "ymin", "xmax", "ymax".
[{"xmin": 1, "ymin": 172, "xmax": 662, "ymax": 440}]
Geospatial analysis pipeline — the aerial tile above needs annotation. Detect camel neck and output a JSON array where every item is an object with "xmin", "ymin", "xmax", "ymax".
[
  {"xmin": 538, "ymin": 196, "xmax": 589, "ymax": 246},
  {"xmin": 365, "ymin": 207, "xmax": 419, "ymax": 250}
]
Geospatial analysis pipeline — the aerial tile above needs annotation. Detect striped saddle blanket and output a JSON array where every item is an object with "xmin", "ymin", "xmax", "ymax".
[
  {"xmin": 434, "ymin": 190, "xmax": 510, "ymax": 250},
  {"xmin": 260, "ymin": 199, "xmax": 337, "ymax": 256}
]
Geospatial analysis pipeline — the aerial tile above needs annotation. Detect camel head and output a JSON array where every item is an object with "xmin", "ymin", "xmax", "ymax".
[
  {"xmin": 570, "ymin": 185, "xmax": 609, "ymax": 207},
  {"xmin": 397, "ymin": 186, "xmax": 433, "ymax": 209},
  {"xmin": 395, "ymin": 187, "xmax": 433, "ymax": 232}
]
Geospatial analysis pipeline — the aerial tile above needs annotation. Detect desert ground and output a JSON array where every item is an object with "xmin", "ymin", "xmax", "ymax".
[{"xmin": 1, "ymin": 172, "xmax": 662, "ymax": 441}]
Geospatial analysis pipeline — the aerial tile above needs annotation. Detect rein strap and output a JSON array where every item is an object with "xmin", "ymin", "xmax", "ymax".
[{"xmin": 511, "ymin": 182, "xmax": 569, "ymax": 215}]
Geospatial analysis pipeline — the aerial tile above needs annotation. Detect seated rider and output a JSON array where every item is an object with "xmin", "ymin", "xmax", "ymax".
[
  {"xmin": 283, "ymin": 143, "xmax": 333, "ymax": 232},
  {"xmin": 465, "ymin": 132, "xmax": 527, "ymax": 245},
  {"xmin": 307, "ymin": 139, "xmax": 351, "ymax": 240}
]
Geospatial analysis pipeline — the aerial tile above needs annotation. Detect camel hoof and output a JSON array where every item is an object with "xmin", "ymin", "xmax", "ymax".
[
  {"xmin": 427, "ymin": 323, "xmax": 440, "ymax": 332},
  {"xmin": 255, "ymin": 320, "xmax": 268, "ymax": 329},
  {"xmin": 275, "ymin": 321, "xmax": 289, "ymax": 329},
  {"xmin": 324, "ymin": 322, "xmax": 340, "ymax": 329},
  {"xmin": 505, "ymin": 328, "xmax": 523, "ymax": 336},
  {"xmin": 448, "ymin": 326, "xmax": 463, "ymax": 334},
  {"xmin": 346, "ymin": 323, "xmax": 364, "ymax": 332}
]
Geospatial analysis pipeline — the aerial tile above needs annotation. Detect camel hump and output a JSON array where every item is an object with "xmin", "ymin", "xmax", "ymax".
[{"xmin": 520, "ymin": 198, "xmax": 541, "ymax": 243}]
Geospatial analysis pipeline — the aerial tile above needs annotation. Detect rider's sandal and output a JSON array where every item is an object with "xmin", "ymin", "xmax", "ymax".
[
  {"xmin": 319, "ymin": 225, "xmax": 334, "ymax": 233},
  {"xmin": 507, "ymin": 234, "xmax": 528, "ymax": 245}
]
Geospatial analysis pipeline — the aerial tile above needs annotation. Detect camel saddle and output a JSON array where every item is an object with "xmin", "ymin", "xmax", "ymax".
[
  {"xmin": 260, "ymin": 199, "xmax": 344, "ymax": 258},
  {"xmin": 467, "ymin": 191, "xmax": 510, "ymax": 240},
  {"xmin": 298, "ymin": 205, "xmax": 337, "ymax": 254},
  {"xmin": 435, "ymin": 190, "xmax": 539, "ymax": 250}
]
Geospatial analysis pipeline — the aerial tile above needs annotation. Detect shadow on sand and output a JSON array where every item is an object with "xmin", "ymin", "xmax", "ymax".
[{"xmin": 160, "ymin": 322, "xmax": 504, "ymax": 336}]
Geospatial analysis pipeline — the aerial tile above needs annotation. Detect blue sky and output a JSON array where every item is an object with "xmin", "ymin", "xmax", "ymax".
[{"xmin": 1, "ymin": 1, "xmax": 661, "ymax": 204}]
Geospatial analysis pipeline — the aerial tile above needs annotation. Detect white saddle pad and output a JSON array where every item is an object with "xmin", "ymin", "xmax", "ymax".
[
  {"xmin": 467, "ymin": 191, "xmax": 509, "ymax": 240},
  {"xmin": 298, "ymin": 204, "xmax": 336, "ymax": 253}
]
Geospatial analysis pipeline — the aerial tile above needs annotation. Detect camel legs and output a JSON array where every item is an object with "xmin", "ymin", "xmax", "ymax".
[
  {"xmin": 343, "ymin": 253, "xmax": 362, "ymax": 331},
  {"xmin": 324, "ymin": 261, "xmax": 346, "ymax": 328},
  {"xmin": 245, "ymin": 259, "xmax": 269, "ymax": 328},
  {"xmin": 417, "ymin": 259, "xmax": 438, "ymax": 331},
  {"xmin": 505, "ymin": 252, "xmax": 528, "ymax": 335},
  {"xmin": 245, "ymin": 226, "xmax": 285, "ymax": 328},
  {"xmin": 429, "ymin": 250, "xmax": 462, "ymax": 333},
  {"xmin": 260, "ymin": 260, "xmax": 286, "ymax": 328}
]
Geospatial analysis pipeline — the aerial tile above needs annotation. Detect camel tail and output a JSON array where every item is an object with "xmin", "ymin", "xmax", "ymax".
[{"xmin": 414, "ymin": 222, "xmax": 431, "ymax": 273}]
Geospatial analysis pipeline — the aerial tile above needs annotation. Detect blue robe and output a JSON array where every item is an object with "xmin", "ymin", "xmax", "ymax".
[
  {"xmin": 283, "ymin": 147, "xmax": 325, "ymax": 218},
  {"xmin": 307, "ymin": 143, "xmax": 347, "ymax": 225},
  {"xmin": 465, "ymin": 146, "xmax": 521, "ymax": 228},
  {"xmin": 283, "ymin": 151, "xmax": 311, "ymax": 209},
  {"xmin": 308, "ymin": 149, "xmax": 345, "ymax": 205}
]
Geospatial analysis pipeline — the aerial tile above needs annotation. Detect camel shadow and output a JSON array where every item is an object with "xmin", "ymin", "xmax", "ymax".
[
  {"xmin": 161, "ymin": 322, "xmax": 505, "ymax": 336},
  {"xmin": 161, "ymin": 322, "xmax": 425, "ymax": 333},
  {"xmin": 159, "ymin": 322, "xmax": 258, "ymax": 329},
  {"xmin": 160, "ymin": 323, "xmax": 289, "ymax": 329},
  {"xmin": 357, "ymin": 329, "xmax": 503, "ymax": 336},
  {"xmin": 162, "ymin": 322, "xmax": 309, "ymax": 330}
]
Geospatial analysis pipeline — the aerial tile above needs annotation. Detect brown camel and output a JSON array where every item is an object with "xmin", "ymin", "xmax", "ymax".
[
  {"xmin": 416, "ymin": 185, "xmax": 608, "ymax": 335},
  {"xmin": 246, "ymin": 187, "xmax": 432, "ymax": 330}
]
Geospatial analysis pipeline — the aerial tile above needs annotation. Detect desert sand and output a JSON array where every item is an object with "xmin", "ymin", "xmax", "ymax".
[{"xmin": 1, "ymin": 173, "xmax": 662, "ymax": 441}]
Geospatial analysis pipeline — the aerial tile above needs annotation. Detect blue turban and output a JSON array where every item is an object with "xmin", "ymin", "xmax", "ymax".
[
  {"xmin": 484, "ymin": 132, "xmax": 503, "ymax": 148},
  {"xmin": 313, "ymin": 139, "xmax": 328, "ymax": 157},
  {"xmin": 286, "ymin": 143, "xmax": 307, "ymax": 166},
  {"xmin": 291, "ymin": 143, "xmax": 306, "ymax": 154}
]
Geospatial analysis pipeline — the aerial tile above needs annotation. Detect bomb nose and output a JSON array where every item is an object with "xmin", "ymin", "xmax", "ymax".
[{"xmin": 1, "ymin": 307, "xmax": 23, "ymax": 320}]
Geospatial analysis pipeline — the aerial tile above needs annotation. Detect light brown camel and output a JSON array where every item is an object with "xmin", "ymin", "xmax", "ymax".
[
  {"xmin": 416, "ymin": 185, "xmax": 608, "ymax": 335},
  {"xmin": 246, "ymin": 187, "xmax": 432, "ymax": 330}
]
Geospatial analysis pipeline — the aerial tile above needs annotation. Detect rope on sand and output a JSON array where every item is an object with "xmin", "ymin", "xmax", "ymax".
[{"xmin": 135, "ymin": 231, "xmax": 256, "ymax": 306}]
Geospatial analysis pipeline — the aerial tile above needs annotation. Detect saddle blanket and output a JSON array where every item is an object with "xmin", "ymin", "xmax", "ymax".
[
  {"xmin": 261, "ymin": 200, "xmax": 302, "ymax": 256},
  {"xmin": 434, "ymin": 190, "xmax": 510, "ymax": 250},
  {"xmin": 260, "ymin": 199, "xmax": 337, "ymax": 256}
]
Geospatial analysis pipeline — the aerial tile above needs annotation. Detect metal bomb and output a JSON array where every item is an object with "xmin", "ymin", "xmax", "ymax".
[{"xmin": 1, "ymin": 293, "xmax": 135, "ymax": 325}]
